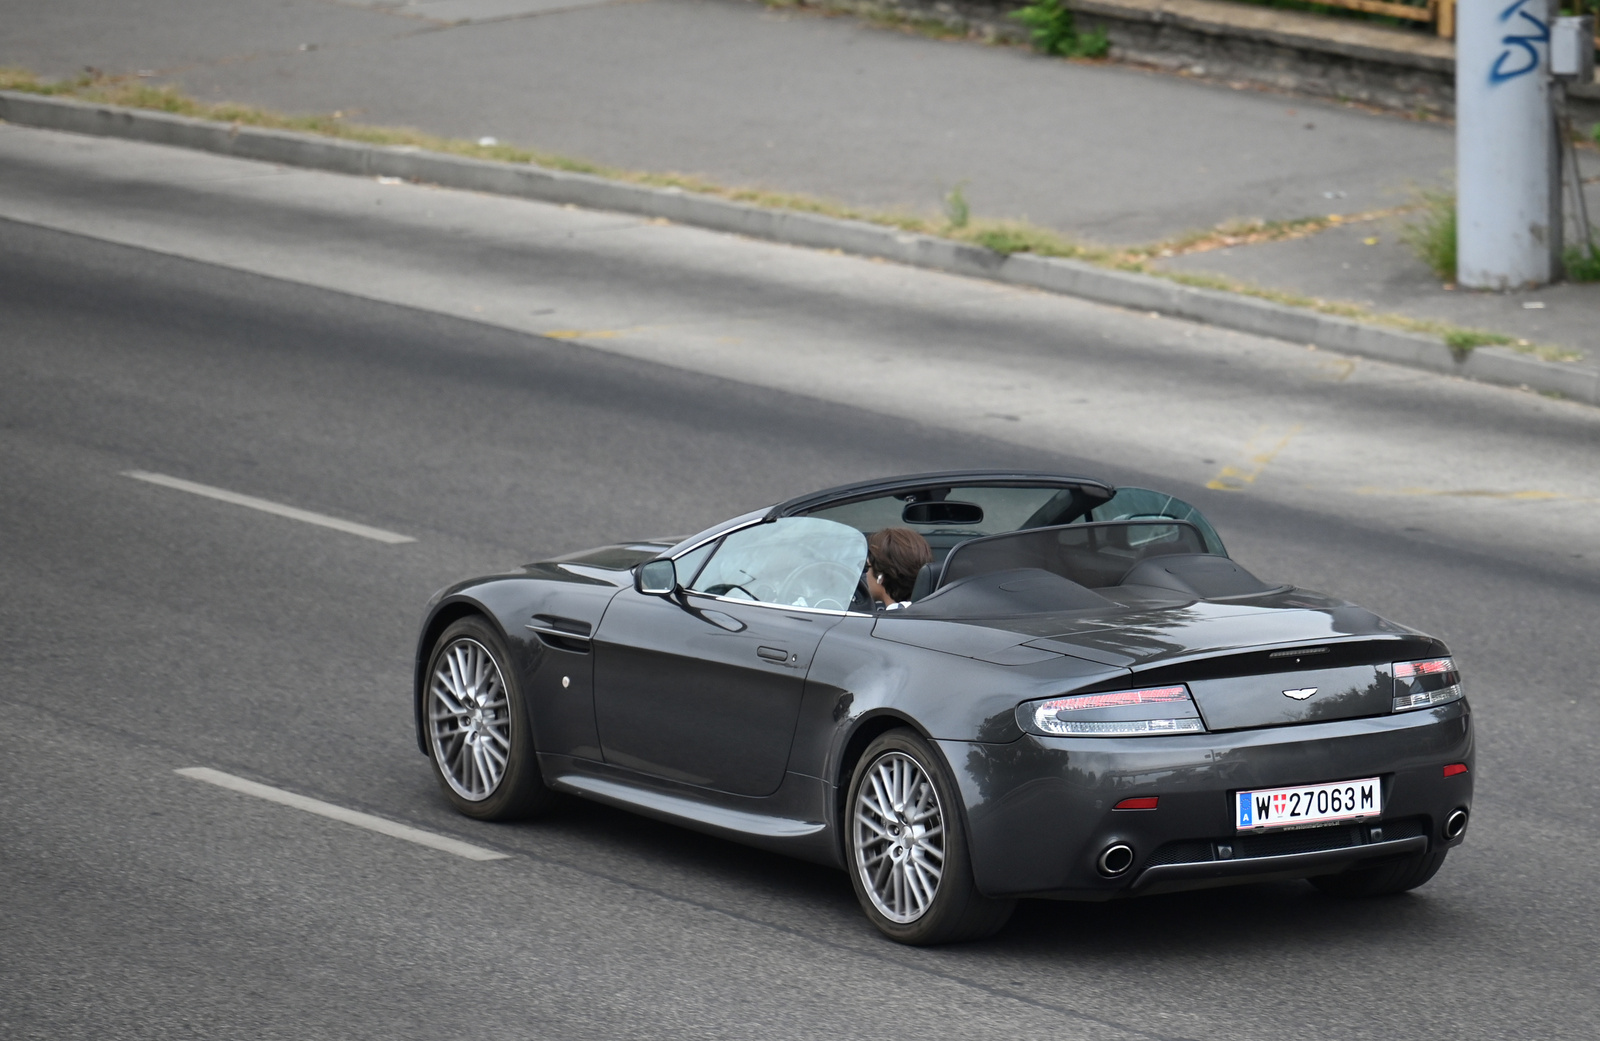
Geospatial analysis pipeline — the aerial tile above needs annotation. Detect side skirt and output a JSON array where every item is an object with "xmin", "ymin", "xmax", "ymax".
[{"xmin": 540, "ymin": 754, "xmax": 842, "ymax": 868}]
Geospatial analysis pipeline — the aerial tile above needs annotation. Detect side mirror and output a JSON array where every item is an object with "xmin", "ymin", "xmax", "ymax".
[{"xmin": 635, "ymin": 558, "xmax": 678, "ymax": 596}]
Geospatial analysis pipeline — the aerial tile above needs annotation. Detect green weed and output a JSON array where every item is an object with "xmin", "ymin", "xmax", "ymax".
[
  {"xmin": 952, "ymin": 220, "xmax": 1084, "ymax": 257},
  {"xmin": 1399, "ymin": 187, "xmax": 1456, "ymax": 280},
  {"xmin": 1443, "ymin": 329, "xmax": 1513, "ymax": 359},
  {"xmin": 944, "ymin": 182, "xmax": 971, "ymax": 229},
  {"xmin": 1565, "ymin": 241, "xmax": 1600, "ymax": 282},
  {"xmin": 1008, "ymin": 0, "xmax": 1110, "ymax": 58}
]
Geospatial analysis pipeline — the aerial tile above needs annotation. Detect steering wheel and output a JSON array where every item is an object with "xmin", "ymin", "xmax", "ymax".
[
  {"xmin": 707, "ymin": 582, "xmax": 762, "ymax": 601},
  {"xmin": 775, "ymin": 561, "xmax": 860, "ymax": 611}
]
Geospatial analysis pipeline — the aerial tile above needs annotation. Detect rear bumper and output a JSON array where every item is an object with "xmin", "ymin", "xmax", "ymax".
[
  {"xmin": 1131, "ymin": 825, "xmax": 1428, "ymax": 895},
  {"xmin": 940, "ymin": 700, "xmax": 1472, "ymax": 900}
]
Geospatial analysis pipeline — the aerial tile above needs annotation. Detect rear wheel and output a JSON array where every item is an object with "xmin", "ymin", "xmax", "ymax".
[
  {"xmin": 1309, "ymin": 849, "xmax": 1448, "ymax": 897},
  {"xmin": 845, "ymin": 729, "xmax": 1014, "ymax": 945},
  {"xmin": 425, "ymin": 616, "xmax": 556, "ymax": 821}
]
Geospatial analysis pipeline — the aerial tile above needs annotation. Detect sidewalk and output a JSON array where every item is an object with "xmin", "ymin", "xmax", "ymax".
[{"xmin": 3, "ymin": 0, "xmax": 1596, "ymax": 365}]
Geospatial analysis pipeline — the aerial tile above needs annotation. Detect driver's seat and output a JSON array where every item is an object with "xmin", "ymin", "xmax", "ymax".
[{"xmin": 909, "ymin": 561, "xmax": 943, "ymax": 601}]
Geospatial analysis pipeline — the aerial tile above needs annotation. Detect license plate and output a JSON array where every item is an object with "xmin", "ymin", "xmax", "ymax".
[{"xmin": 1235, "ymin": 777, "xmax": 1381, "ymax": 831}]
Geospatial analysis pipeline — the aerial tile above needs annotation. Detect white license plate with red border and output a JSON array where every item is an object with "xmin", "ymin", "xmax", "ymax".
[{"xmin": 1235, "ymin": 777, "xmax": 1382, "ymax": 831}]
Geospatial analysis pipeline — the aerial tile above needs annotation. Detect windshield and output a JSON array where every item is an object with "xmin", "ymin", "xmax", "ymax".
[
  {"xmin": 804, "ymin": 484, "xmax": 1093, "ymax": 538},
  {"xmin": 688, "ymin": 517, "xmax": 868, "ymax": 611}
]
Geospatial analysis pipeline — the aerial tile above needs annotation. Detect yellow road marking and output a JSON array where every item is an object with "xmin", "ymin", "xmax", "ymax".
[
  {"xmin": 1317, "ymin": 358, "xmax": 1356, "ymax": 382},
  {"xmin": 542, "ymin": 328, "xmax": 628, "ymax": 340},
  {"xmin": 1207, "ymin": 425, "xmax": 1304, "ymax": 491},
  {"xmin": 1354, "ymin": 487, "xmax": 1570, "ymax": 500}
]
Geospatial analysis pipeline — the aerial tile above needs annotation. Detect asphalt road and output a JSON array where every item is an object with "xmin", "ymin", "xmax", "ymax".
[{"xmin": 3, "ymin": 140, "xmax": 1600, "ymax": 1039}]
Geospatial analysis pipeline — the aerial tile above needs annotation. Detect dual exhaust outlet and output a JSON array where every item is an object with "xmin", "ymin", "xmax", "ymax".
[
  {"xmin": 1097, "ymin": 807, "xmax": 1468, "ymax": 879},
  {"xmin": 1097, "ymin": 808, "xmax": 1467, "ymax": 879}
]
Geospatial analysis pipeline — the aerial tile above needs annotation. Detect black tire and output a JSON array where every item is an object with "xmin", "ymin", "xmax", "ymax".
[
  {"xmin": 1309, "ymin": 849, "xmax": 1448, "ymax": 897},
  {"xmin": 424, "ymin": 616, "xmax": 557, "ymax": 822},
  {"xmin": 845, "ymin": 729, "xmax": 1015, "ymax": 945}
]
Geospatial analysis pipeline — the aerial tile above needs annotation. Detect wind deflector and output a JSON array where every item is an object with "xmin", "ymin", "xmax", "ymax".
[
  {"xmin": 902, "ymin": 568, "xmax": 1112, "ymax": 618},
  {"xmin": 939, "ymin": 520, "xmax": 1214, "ymax": 591},
  {"xmin": 1121, "ymin": 555, "xmax": 1280, "ymax": 599}
]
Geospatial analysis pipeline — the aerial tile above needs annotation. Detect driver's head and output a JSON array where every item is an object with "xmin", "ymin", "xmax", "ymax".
[{"xmin": 867, "ymin": 527, "xmax": 932, "ymax": 603}]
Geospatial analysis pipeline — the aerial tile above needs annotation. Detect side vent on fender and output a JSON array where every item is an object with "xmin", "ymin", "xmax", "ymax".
[{"xmin": 526, "ymin": 614, "xmax": 593, "ymax": 653}]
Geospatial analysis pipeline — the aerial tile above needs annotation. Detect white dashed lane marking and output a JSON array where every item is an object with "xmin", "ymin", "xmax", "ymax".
[
  {"xmin": 123, "ymin": 470, "xmax": 415, "ymax": 544},
  {"xmin": 176, "ymin": 767, "xmax": 508, "ymax": 861}
]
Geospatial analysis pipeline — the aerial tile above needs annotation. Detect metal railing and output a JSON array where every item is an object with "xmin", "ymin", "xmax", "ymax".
[{"xmin": 1292, "ymin": 0, "xmax": 1600, "ymax": 46}]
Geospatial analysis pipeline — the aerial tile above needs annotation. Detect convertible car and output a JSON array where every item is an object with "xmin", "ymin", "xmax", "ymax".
[{"xmin": 414, "ymin": 471, "xmax": 1472, "ymax": 944}]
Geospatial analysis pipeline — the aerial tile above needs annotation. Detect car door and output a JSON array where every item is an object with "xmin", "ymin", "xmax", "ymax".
[{"xmin": 591, "ymin": 517, "xmax": 867, "ymax": 798}]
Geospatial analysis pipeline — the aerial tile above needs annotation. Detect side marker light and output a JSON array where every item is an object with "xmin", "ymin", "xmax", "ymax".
[
  {"xmin": 1443, "ymin": 763, "xmax": 1469, "ymax": 778},
  {"xmin": 1114, "ymin": 797, "xmax": 1159, "ymax": 810}
]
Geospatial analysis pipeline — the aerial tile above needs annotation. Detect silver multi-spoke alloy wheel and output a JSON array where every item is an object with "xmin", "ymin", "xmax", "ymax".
[
  {"xmin": 428, "ymin": 637, "xmax": 511, "ymax": 801},
  {"xmin": 853, "ymin": 750, "xmax": 946, "ymax": 924}
]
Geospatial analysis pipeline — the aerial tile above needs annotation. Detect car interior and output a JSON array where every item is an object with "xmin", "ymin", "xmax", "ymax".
[{"xmin": 800, "ymin": 482, "xmax": 1243, "ymax": 611}]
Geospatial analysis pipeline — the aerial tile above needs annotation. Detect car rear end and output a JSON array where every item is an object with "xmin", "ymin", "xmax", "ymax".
[{"xmin": 946, "ymin": 636, "xmax": 1473, "ymax": 900}]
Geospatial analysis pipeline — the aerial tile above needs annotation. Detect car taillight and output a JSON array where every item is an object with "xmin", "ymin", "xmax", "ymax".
[
  {"xmin": 1392, "ymin": 657, "xmax": 1464, "ymax": 712},
  {"xmin": 1022, "ymin": 685, "xmax": 1206, "ymax": 737}
]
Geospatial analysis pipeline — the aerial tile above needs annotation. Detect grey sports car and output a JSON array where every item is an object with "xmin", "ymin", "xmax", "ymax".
[{"xmin": 414, "ymin": 471, "xmax": 1473, "ymax": 944}]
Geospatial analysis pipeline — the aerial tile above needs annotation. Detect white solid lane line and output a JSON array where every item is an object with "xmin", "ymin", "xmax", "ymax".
[
  {"xmin": 123, "ymin": 470, "xmax": 415, "ymax": 544},
  {"xmin": 176, "ymin": 767, "xmax": 508, "ymax": 861}
]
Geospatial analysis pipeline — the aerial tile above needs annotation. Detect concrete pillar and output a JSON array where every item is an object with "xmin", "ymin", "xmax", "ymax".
[{"xmin": 1456, "ymin": 0, "xmax": 1561, "ymax": 289}]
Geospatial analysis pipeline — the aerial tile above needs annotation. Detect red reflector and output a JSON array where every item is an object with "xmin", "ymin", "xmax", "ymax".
[
  {"xmin": 1443, "ymin": 763, "xmax": 1469, "ymax": 777},
  {"xmin": 1114, "ymin": 797, "xmax": 1160, "ymax": 810}
]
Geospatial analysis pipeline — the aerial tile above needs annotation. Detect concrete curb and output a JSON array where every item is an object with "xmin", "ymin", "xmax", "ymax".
[{"xmin": 3, "ymin": 89, "xmax": 1596, "ymax": 406}]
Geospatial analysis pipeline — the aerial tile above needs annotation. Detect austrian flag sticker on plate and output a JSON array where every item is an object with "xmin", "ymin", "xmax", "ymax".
[{"xmin": 1236, "ymin": 777, "xmax": 1382, "ymax": 831}]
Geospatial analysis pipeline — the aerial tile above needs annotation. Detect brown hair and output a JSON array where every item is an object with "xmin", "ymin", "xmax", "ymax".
[{"xmin": 868, "ymin": 527, "xmax": 932, "ymax": 603}]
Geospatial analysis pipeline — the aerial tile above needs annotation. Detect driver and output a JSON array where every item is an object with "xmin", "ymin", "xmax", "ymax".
[{"xmin": 864, "ymin": 527, "xmax": 932, "ymax": 610}]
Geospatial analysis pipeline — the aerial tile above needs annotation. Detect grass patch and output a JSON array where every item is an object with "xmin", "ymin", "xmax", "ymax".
[
  {"xmin": 1565, "ymin": 241, "xmax": 1600, "ymax": 282},
  {"xmin": 1009, "ymin": 0, "xmax": 1110, "ymax": 58},
  {"xmin": 1, "ymin": 67, "xmax": 1554, "ymax": 364},
  {"xmin": 943, "ymin": 182, "xmax": 970, "ymax": 229},
  {"xmin": 955, "ymin": 219, "xmax": 1098, "ymax": 259},
  {"xmin": 1399, "ymin": 187, "xmax": 1456, "ymax": 281},
  {"xmin": 1134, "ymin": 266, "xmax": 1526, "ymax": 358},
  {"xmin": 0, "ymin": 66, "xmax": 605, "ymax": 170},
  {"xmin": 1442, "ymin": 329, "xmax": 1513, "ymax": 359}
]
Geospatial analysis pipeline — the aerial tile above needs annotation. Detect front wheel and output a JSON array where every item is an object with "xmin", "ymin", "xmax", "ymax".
[
  {"xmin": 1309, "ymin": 849, "xmax": 1448, "ymax": 897},
  {"xmin": 845, "ymin": 729, "xmax": 1014, "ymax": 945},
  {"xmin": 425, "ymin": 616, "xmax": 556, "ymax": 821}
]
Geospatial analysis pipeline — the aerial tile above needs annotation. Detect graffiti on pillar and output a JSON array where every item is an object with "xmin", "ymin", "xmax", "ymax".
[{"xmin": 1489, "ymin": 0, "xmax": 1550, "ymax": 84}]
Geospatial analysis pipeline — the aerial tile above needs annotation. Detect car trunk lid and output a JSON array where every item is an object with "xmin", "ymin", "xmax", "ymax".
[{"xmin": 1012, "ymin": 602, "xmax": 1447, "ymax": 730}]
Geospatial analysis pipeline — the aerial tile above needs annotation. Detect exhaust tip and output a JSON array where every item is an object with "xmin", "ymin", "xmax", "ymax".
[
  {"xmin": 1097, "ymin": 843, "xmax": 1135, "ymax": 877},
  {"xmin": 1443, "ymin": 808, "xmax": 1469, "ymax": 840}
]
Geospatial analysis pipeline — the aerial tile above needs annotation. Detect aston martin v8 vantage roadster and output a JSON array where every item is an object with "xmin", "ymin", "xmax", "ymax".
[{"xmin": 414, "ymin": 471, "xmax": 1472, "ymax": 944}]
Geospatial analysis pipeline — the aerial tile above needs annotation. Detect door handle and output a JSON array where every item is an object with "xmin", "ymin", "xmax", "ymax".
[{"xmin": 757, "ymin": 645, "xmax": 790, "ymax": 663}]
